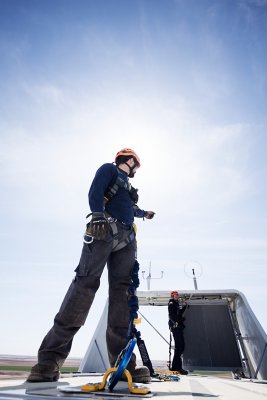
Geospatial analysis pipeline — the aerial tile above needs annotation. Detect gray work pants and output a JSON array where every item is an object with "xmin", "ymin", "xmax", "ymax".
[{"xmin": 37, "ymin": 223, "xmax": 137, "ymax": 370}]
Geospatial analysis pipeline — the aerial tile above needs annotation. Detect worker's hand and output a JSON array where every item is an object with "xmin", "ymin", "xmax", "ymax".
[
  {"xmin": 87, "ymin": 213, "xmax": 110, "ymax": 240},
  {"xmin": 144, "ymin": 211, "xmax": 155, "ymax": 219}
]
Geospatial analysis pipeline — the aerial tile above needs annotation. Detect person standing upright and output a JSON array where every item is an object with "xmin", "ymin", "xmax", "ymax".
[
  {"xmin": 27, "ymin": 148, "xmax": 155, "ymax": 383},
  {"xmin": 168, "ymin": 290, "xmax": 188, "ymax": 375}
]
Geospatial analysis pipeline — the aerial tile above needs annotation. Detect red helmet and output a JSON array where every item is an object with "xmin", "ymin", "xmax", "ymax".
[
  {"xmin": 115, "ymin": 148, "xmax": 141, "ymax": 168},
  {"xmin": 171, "ymin": 290, "xmax": 179, "ymax": 298}
]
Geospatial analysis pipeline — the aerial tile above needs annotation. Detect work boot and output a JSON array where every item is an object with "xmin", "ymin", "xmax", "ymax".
[
  {"xmin": 26, "ymin": 363, "xmax": 60, "ymax": 382},
  {"xmin": 122, "ymin": 365, "xmax": 151, "ymax": 383},
  {"xmin": 178, "ymin": 368, "xmax": 188, "ymax": 375}
]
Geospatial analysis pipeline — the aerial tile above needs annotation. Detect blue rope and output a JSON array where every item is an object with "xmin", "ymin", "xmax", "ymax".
[{"xmin": 127, "ymin": 260, "xmax": 140, "ymax": 339}]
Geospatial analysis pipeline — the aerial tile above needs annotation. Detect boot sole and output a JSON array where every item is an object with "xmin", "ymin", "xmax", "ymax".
[{"xmin": 27, "ymin": 373, "xmax": 59, "ymax": 383}]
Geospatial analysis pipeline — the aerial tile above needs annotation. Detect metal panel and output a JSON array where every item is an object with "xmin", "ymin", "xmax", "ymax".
[
  {"xmin": 235, "ymin": 293, "xmax": 267, "ymax": 379},
  {"xmin": 182, "ymin": 302, "xmax": 242, "ymax": 370},
  {"xmin": 79, "ymin": 301, "xmax": 109, "ymax": 373}
]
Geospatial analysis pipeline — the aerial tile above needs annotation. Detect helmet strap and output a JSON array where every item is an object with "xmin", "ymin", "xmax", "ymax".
[{"xmin": 125, "ymin": 160, "xmax": 137, "ymax": 178}]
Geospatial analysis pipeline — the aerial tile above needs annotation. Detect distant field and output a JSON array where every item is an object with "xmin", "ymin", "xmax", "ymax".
[
  {"xmin": 0, "ymin": 355, "xmax": 81, "ymax": 379},
  {"xmin": 0, "ymin": 365, "xmax": 79, "ymax": 372},
  {"xmin": 0, "ymin": 356, "xmax": 232, "ymax": 380}
]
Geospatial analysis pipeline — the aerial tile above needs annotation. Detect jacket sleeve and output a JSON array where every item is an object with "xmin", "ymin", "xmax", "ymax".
[
  {"xmin": 168, "ymin": 300, "xmax": 179, "ymax": 323},
  {"xmin": 133, "ymin": 204, "xmax": 146, "ymax": 218},
  {"xmin": 89, "ymin": 164, "xmax": 117, "ymax": 212}
]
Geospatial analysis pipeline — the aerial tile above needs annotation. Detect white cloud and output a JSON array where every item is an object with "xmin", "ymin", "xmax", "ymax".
[{"xmin": 0, "ymin": 89, "xmax": 253, "ymax": 226}]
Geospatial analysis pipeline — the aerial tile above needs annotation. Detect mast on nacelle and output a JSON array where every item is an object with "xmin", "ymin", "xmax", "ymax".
[{"xmin": 141, "ymin": 262, "xmax": 164, "ymax": 290}]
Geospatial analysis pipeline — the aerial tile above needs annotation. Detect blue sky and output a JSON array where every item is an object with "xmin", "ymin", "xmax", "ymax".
[{"xmin": 1, "ymin": 0, "xmax": 267, "ymax": 361}]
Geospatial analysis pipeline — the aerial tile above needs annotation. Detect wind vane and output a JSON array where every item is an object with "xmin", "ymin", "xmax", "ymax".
[{"xmin": 184, "ymin": 260, "xmax": 203, "ymax": 290}]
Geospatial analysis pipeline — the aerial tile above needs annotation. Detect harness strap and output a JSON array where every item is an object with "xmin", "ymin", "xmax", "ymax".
[
  {"xmin": 104, "ymin": 167, "xmax": 131, "ymax": 204},
  {"xmin": 168, "ymin": 331, "xmax": 172, "ymax": 370},
  {"xmin": 127, "ymin": 261, "xmax": 155, "ymax": 376},
  {"xmin": 85, "ymin": 212, "xmax": 135, "ymax": 251},
  {"xmin": 111, "ymin": 227, "xmax": 135, "ymax": 252},
  {"xmin": 108, "ymin": 219, "xmax": 119, "ymax": 244},
  {"xmin": 104, "ymin": 211, "xmax": 135, "ymax": 252},
  {"xmin": 104, "ymin": 183, "xmax": 119, "ymax": 204},
  {"xmin": 136, "ymin": 336, "xmax": 155, "ymax": 375}
]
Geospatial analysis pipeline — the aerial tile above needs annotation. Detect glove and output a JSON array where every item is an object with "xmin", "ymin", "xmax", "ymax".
[
  {"xmin": 86, "ymin": 212, "xmax": 110, "ymax": 240},
  {"xmin": 144, "ymin": 211, "xmax": 155, "ymax": 219},
  {"xmin": 129, "ymin": 186, "xmax": 139, "ymax": 204}
]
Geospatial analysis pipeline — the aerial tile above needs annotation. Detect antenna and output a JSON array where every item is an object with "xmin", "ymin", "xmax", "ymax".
[
  {"xmin": 141, "ymin": 262, "xmax": 164, "ymax": 290},
  {"xmin": 184, "ymin": 260, "xmax": 203, "ymax": 290},
  {"xmin": 192, "ymin": 268, "xmax": 198, "ymax": 290}
]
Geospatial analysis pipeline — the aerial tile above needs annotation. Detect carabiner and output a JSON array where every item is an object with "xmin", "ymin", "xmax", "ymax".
[{"xmin": 83, "ymin": 233, "xmax": 94, "ymax": 244}]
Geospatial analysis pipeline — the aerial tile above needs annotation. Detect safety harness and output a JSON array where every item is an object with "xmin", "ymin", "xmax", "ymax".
[
  {"xmin": 84, "ymin": 166, "xmax": 136, "ymax": 250},
  {"xmin": 104, "ymin": 166, "xmax": 131, "ymax": 204}
]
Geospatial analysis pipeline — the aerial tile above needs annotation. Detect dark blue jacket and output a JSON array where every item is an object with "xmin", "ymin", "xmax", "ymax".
[
  {"xmin": 88, "ymin": 163, "xmax": 145, "ymax": 225},
  {"xmin": 168, "ymin": 299, "xmax": 186, "ymax": 329}
]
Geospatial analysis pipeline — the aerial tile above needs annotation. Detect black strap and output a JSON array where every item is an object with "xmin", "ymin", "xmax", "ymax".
[
  {"xmin": 136, "ymin": 336, "xmax": 154, "ymax": 375},
  {"xmin": 104, "ymin": 167, "xmax": 130, "ymax": 204},
  {"xmin": 168, "ymin": 331, "xmax": 172, "ymax": 370},
  {"xmin": 108, "ymin": 218, "xmax": 135, "ymax": 252},
  {"xmin": 127, "ymin": 261, "xmax": 155, "ymax": 376}
]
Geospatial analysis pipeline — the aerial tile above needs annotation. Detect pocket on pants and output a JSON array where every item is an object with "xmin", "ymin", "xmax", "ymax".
[{"xmin": 75, "ymin": 243, "xmax": 92, "ymax": 276}]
